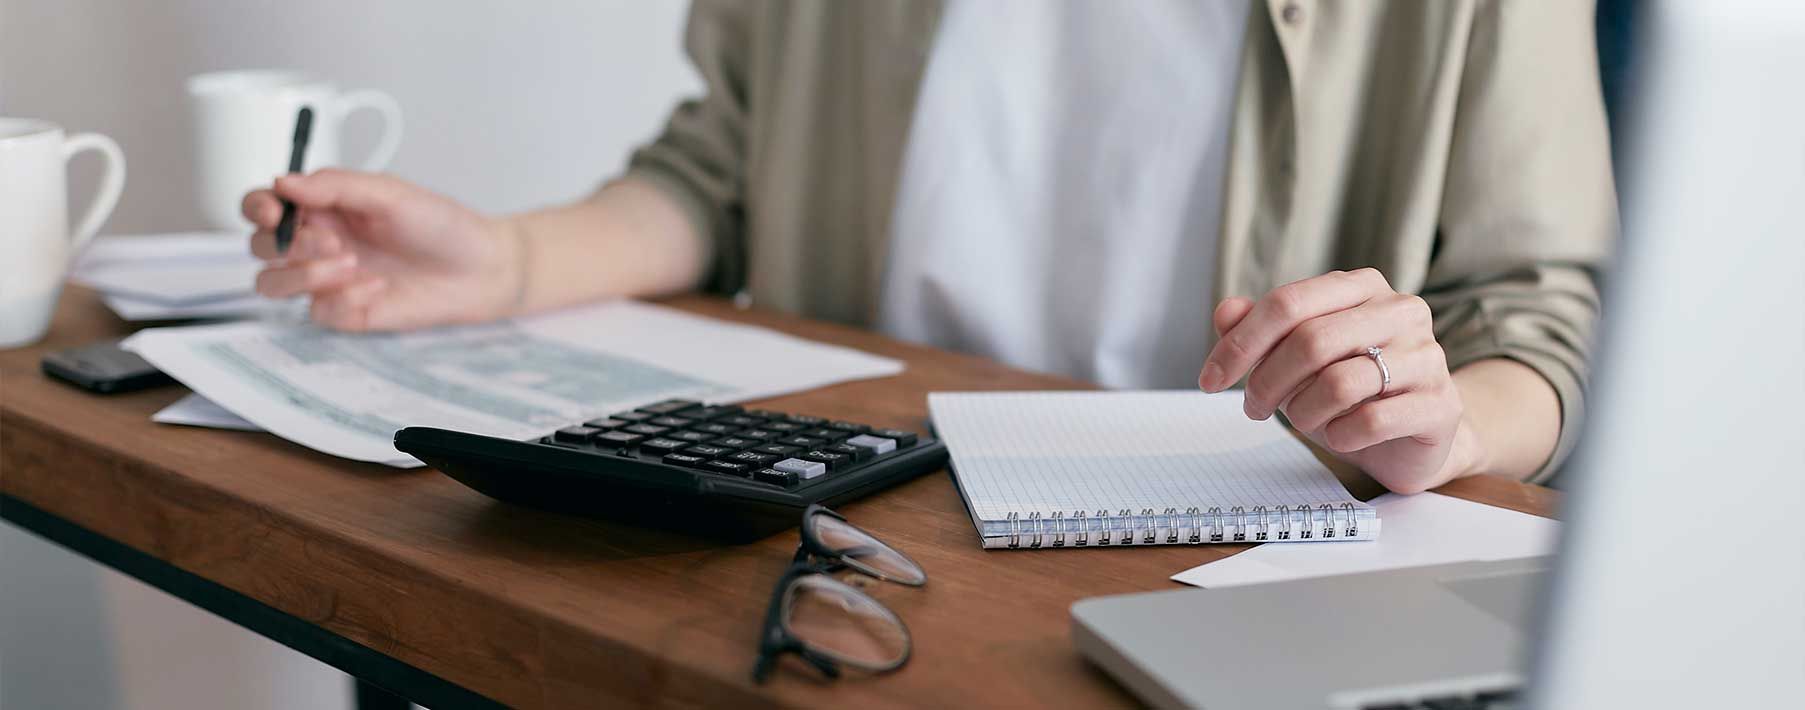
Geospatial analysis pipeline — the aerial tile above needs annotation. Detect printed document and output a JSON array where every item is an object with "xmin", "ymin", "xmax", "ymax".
[{"xmin": 124, "ymin": 301, "xmax": 903, "ymax": 466}]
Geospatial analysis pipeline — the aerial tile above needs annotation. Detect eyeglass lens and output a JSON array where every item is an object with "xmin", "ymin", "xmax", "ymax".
[
  {"xmin": 781, "ymin": 575, "xmax": 910, "ymax": 670},
  {"xmin": 809, "ymin": 511, "xmax": 927, "ymax": 586}
]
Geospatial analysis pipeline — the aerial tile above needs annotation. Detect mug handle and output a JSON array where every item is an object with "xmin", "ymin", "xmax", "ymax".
[
  {"xmin": 62, "ymin": 133, "xmax": 126, "ymax": 253},
  {"xmin": 329, "ymin": 89, "xmax": 404, "ymax": 171}
]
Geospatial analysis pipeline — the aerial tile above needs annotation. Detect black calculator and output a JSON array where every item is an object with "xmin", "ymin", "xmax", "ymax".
[{"xmin": 394, "ymin": 399, "xmax": 947, "ymax": 541}]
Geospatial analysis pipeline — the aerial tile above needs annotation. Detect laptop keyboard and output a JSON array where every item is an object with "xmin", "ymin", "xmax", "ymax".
[{"xmin": 1362, "ymin": 687, "xmax": 1521, "ymax": 710}]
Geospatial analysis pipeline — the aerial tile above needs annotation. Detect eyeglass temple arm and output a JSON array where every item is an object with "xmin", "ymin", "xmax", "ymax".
[
  {"xmin": 751, "ymin": 644, "xmax": 841, "ymax": 683},
  {"xmin": 752, "ymin": 652, "xmax": 779, "ymax": 683}
]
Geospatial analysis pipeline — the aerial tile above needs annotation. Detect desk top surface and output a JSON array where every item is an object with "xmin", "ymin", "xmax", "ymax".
[{"xmin": 0, "ymin": 288, "xmax": 1558, "ymax": 709}]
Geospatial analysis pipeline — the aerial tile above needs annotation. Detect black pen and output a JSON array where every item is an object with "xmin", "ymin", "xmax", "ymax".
[{"xmin": 273, "ymin": 106, "xmax": 314, "ymax": 255}]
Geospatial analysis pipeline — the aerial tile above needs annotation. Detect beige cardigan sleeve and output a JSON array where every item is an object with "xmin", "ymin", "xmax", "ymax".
[
  {"xmin": 1426, "ymin": 0, "xmax": 1618, "ymax": 484},
  {"xmin": 622, "ymin": 0, "xmax": 752, "ymax": 296}
]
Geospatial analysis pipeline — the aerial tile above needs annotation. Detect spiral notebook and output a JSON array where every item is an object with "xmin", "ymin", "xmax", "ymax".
[{"xmin": 927, "ymin": 391, "xmax": 1380, "ymax": 549}]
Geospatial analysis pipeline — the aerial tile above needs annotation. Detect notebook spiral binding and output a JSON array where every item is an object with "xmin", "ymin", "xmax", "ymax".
[{"xmin": 999, "ymin": 502, "xmax": 1366, "ymax": 549}]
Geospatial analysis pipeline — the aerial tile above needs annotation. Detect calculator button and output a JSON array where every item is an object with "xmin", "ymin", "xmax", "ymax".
[
  {"xmin": 774, "ymin": 458, "xmax": 829, "ymax": 479},
  {"xmin": 668, "ymin": 431, "xmax": 717, "ymax": 443},
  {"xmin": 690, "ymin": 422, "xmax": 741, "ymax": 436},
  {"xmin": 622, "ymin": 423, "xmax": 670, "ymax": 436},
  {"xmin": 647, "ymin": 416, "xmax": 693, "ymax": 428},
  {"xmin": 802, "ymin": 428, "xmax": 850, "ymax": 442},
  {"xmin": 761, "ymin": 421, "xmax": 805, "ymax": 433},
  {"xmin": 786, "ymin": 414, "xmax": 826, "ymax": 426},
  {"xmin": 799, "ymin": 450, "xmax": 850, "ymax": 471},
  {"xmin": 683, "ymin": 444, "xmax": 735, "ymax": 458},
  {"xmin": 720, "ymin": 415, "xmax": 766, "ymax": 427},
  {"xmin": 844, "ymin": 434, "xmax": 898, "ymax": 456},
  {"xmin": 778, "ymin": 435, "xmax": 824, "ymax": 448},
  {"xmin": 639, "ymin": 399, "xmax": 700, "ymax": 414},
  {"xmin": 662, "ymin": 452, "xmax": 711, "ymax": 469},
  {"xmin": 728, "ymin": 451, "xmax": 781, "ymax": 466},
  {"xmin": 824, "ymin": 443, "xmax": 871, "ymax": 463},
  {"xmin": 713, "ymin": 436, "xmax": 759, "ymax": 449},
  {"xmin": 871, "ymin": 429, "xmax": 919, "ymax": 447},
  {"xmin": 553, "ymin": 425, "xmax": 600, "ymax": 443},
  {"xmin": 827, "ymin": 421, "xmax": 871, "ymax": 434},
  {"xmin": 679, "ymin": 404, "xmax": 743, "ymax": 420},
  {"xmin": 753, "ymin": 444, "xmax": 801, "ymax": 456},
  {"xmin": 609, "ymin": 411, "xmax": 654, "ymax": 422},
  {"xmin": 594, "ymin": 431, "xmax": 645, "ymax": 447},
  {"xmin": 637, "ymin": 438, "xmax": 688, "ymax": 456},
  {"xmin": 753, "ymin": 468, "xmax": 798, "ymax": 487},
  {"xmin": 582, "ymin": 418, "xmax": 628, "ymax": 430},
  {"xmin": 700, "ymin": 459, "xmax": 753, "ymax": 477},
  {"xmin": 737, "ymin": 429, "xmax": 778, "ymax": 440}
]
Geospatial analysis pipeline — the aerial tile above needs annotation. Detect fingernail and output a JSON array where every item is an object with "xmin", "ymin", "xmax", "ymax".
[{"xmin": 1200, "ymin": 362, "xmax": 1223, "ymax": 392}]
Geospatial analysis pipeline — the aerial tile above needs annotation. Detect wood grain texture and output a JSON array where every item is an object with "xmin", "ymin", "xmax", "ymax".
[{"xmin": 0, "ymin": 288, "xmax": 1559, "ymax": 708}]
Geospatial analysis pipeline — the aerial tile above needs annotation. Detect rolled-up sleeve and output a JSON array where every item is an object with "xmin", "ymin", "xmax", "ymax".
[
  {"xmin": 1425, "ymin": 0, "xmax": 1618, "ymax": 484},
  {"xmin": 623, "ymin": 0, "xmax": 753, "ymax": 295}
]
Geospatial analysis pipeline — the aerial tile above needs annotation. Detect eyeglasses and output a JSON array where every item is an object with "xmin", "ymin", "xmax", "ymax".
[{"xmin": 751, "ymin": 504, "xmax": 926, "ymax": 683}]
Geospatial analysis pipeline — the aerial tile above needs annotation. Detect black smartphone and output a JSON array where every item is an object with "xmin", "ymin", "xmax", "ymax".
[{"xmin": 41, "ymin": 340, "xmax": 175, "ymax": 394}]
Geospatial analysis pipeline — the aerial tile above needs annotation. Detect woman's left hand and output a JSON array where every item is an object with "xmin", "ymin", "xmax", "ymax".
[{"xmin": 1197, "ymin": 268, "xmax": 1467, "ymax": 493}]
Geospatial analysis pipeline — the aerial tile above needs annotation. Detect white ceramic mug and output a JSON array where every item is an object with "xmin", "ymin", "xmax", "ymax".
[
  {"xmin": 187, "ymin": 69, "xmax": 402, "ymax": 231},
  {"xmin": 0, "ymin": 118, "xmax": 126, "ymax": 349}
]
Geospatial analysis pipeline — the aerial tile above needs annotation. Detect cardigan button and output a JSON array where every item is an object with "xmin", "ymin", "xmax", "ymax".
[{"xmin": 1281, "ymin": 3, "xmax": 1304, "ymax": 25}]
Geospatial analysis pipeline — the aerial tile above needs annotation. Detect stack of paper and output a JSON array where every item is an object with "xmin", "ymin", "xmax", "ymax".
[{"xmin": 71, "ymin": 232, "xmax": 273, "ymax": 321}]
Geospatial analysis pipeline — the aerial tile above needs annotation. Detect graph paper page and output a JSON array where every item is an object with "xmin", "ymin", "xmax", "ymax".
[{"xmin": 928, "ymin": 391, "xmax": 1363, "ymax": 523}]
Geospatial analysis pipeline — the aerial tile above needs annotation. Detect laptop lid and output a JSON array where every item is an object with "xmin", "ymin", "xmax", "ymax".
[{"xmin": 1527, "ymin": 2, "xmax": 1805, "ymax": 706}]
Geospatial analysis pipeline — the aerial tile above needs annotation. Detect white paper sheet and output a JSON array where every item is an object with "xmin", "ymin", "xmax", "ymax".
[
  {"xmin": 153, "ymin": 393, "xmax": 264, "ymax": 432},
  {"xmin": 71, "ymin": 232, "xmax": 261, "ymax": 305},
  {"xmin": 1171, "ymin": 491, "xmax": 1559, "ymax": 588},
  {"xmin": 102, "ymin": 292, "xmax": 276, "ymax": 321},
  {"xmin": 123, "ymin": 300, "xmax": 904, "ymax": 467}
]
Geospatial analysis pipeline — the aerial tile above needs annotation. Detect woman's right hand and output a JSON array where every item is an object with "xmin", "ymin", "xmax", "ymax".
[{"xmin": 244, "ymin": 168, "xmax": 524, "ymax": 331}]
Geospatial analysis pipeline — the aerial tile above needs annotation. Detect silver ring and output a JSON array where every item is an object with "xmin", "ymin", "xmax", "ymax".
[{"xmin": 1365, "ymin": 346, "xmax": 1391, "ymax": 395}]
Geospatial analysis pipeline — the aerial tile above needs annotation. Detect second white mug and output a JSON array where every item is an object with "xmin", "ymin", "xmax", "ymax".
[{"xmin": 187, "ymin": 69, "xmax": 403, "ymax": 231}]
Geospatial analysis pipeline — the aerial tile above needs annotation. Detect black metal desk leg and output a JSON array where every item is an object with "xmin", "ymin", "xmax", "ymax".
[{"xmin": 354, "ymin": 678, "xmax": 411, "ymax": 710}]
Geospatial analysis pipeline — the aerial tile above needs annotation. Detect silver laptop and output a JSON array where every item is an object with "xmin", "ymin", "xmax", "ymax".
[{"xmin": 1072, "ymin": 2, "xmax": 1805, "ymax": 708}]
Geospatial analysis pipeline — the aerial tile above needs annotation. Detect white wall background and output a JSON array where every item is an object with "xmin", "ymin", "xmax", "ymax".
[
  {"xmin": 0, "ymin": 1, "xmax": 700, "ymax": 708},
  {"xmin": 0, "ymin": 0, "xmax": 701, "ymax": 230}
]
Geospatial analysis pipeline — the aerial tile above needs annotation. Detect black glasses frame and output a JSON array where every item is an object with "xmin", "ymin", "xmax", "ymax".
[{"xmin": 750, "ymin": 504, "xmax": 924, "ymax": 683}]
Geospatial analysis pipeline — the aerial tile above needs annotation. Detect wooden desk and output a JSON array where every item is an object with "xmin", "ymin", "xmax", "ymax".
[{"xmin": 1, "ymin": 288, "xmax": 1558, "ymax": 709}]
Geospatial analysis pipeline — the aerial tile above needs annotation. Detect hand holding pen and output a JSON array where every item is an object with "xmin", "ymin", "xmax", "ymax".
[
  {"xmin": 273, "ymin": 107, "xmax": 313, "ymax": 254},
  {"xmin": 242, "ymin": 144, "xmax": 525, "ymax": 331}
]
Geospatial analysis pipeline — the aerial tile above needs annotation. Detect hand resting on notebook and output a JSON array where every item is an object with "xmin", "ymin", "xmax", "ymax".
[{"xmin": 1197, "ymin": 269, "xmax": 1560, "ymax": 494}]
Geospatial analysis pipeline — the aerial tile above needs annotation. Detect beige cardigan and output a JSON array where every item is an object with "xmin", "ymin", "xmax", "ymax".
[{"xmin": 625, "ymin": 0, "xmax": 1617, "ymax": 482}]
